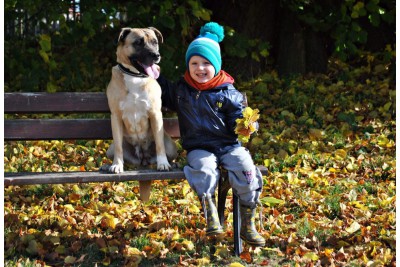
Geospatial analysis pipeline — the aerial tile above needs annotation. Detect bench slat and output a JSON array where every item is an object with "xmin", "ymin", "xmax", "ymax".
[
  {"xmin": 4, "ymin": 166, "xmax": 268, "ymax": 186},
  {"xmin": 4, "ymin": 118, "xmax": 181, "ymax": 140},
  {"xmin": 4, "ymin": 92, "xmax": 109, "ymax": 113},
  {"xmin": 5, "ymin": 119, "xmax": 112, "ymax": 140},
  {"xmin": 4, "ymin": 169, "xmax": 187, "ymax": 186}
]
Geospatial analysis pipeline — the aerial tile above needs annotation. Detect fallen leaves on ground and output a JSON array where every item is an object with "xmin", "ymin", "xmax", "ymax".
[{"xmin": 4, "ymin": 54, "xmax": 395, "ymax": 266}]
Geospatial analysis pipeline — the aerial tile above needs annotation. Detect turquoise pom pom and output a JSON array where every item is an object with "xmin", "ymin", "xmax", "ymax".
[{"xmin": 200, "ymin": 22, "xmax": 224, "ymax": 42}]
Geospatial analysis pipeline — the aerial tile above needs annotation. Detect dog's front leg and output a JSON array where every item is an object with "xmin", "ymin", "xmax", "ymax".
[
  {"xmin": 109, "ymin": 113, "xmax": 125, "ymax": 173},
  {"xmin": 149, "ymin": 111, "xmax": 171, "ymax": 171}
]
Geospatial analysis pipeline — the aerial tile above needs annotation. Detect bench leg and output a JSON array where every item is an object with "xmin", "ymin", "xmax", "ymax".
[
  {"xmin": 139, "ymin": 180, "xmax": 152, "ymax": 201},
  {"xmin": 217, "ymin": 170, "xmax": 243, "ymax": 256},
  {"xmin": 217, "ymin": 175, "xmax": 231, "ymax": 226},
  {"xmin": 233, "ymin": 193, "xmax": 243, "ymax": 256}
]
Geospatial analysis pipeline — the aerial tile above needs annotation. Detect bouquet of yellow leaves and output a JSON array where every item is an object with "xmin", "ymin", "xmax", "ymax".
[{"xmin": 235, "ymin": 107, "xmax": 260, "ymax": 143}]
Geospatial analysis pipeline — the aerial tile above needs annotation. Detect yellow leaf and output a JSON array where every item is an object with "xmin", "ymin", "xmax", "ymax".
[
  {"xmin": 335, "ymin": 149, "xmax": 347, "ymax": 160},
  {"xmin": 329, "ymin": 167, "xmax": 337, "ymax": 173},
  {"xmin": 197, "ymin": 257, "xmax": 210, "ymax": 266},
  {"xmin": 349, "ymin": 201, "xmax": 368, "ymax": 210},
  {"xmin": 147, "ymin": 240, "xmax": 165, "ymax": 259},
  {"xmin": 102, "ymin": 257, "xmax": 111, "ymax": 266},
  {"xmin": 181, "ymin": 240, "xmax": 195, "ymax": 251},
  {"xmin": 324, "ymin": 248, "xmax": 334, "ymax": 256},
  {"xmin": 101, "ymin": 213, "xmax": 119, "ymax": 229},
  {"xmin": 380, "ymin": 196, "xmax": 395, "ymax": 207},
  {"xmin": 175, "ymin": 199, "xmax": 189, "ymax": 205},
  {"xmin": 125, "ymin": 246, "xmax": 142, "ymax": 256},
  {"xmin": 63, "ymin": 204, "xmax": 75, "ymax": 212},
  {"xmin": 386, "ymin": 139, "xmax": 395, "ymax": 148},
  {"xmin": 215, "ymin": 244, "xmax": 231, "ymax": 258},
  {"xmin": 172, "ymin": 232, "xmax": 180, "ymax": 241},
  {"xmin": 264, "ymin": 159, "xmax": 271, "ymax": 167},
  {"xmin": 123, "ymin": 200, "xmax": 138, "ymax": 210},
  {"xmin": 345, "ymin": 221, "xmax": 361, "ymax": 234},
  {"xmin": 53, "ymin": 184, "xmax": 65, "ymax": 194},
  {"xmin": 188, "ymin": 203, "xmax": 200, "ymax": 214},
  {"xmin": 287, "ymin": 172, "xmax": 300, "ymax": 185},
  {"xmin": 235, "ymin": 107, "xmax": 260, "ymax": 144},
  {"xmin": 230, "ymin": 263, "xmax": 245, "ymax": 267},
  {"xmin": 260, "ymin": 197, "xmax": 285, "ymax": 206},
  {"xmin": 182, "ymin": 183, "xmax": 191, "ymax": 196},
  {"xmin": 377, "ymin": 135, "xmax": 389, "ymax": 147},
  {"xmin": 303, "ymin": 252, "xmax": 319, "ymax": 261},
  {"xmin": 72, "ymin": 184, "xmax": 81, "ymax": 192}
]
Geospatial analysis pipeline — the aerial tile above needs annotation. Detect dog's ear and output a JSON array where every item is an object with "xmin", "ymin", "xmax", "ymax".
[
  {"xmin": 117, "ymin": 28, "xmax": 132, "ymax": 44},
  {"xmin": 148, "ymin": 27, "xmax": 163, "ymax": 44}
]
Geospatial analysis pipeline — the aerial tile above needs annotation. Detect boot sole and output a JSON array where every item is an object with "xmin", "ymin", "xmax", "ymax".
[
  {"xmin": 240, "ymin": 235, "xmax": 265, "ymax": 247},
  {"xmin": 206, "ymin": 229, "xmax": 224, "ymax": 237}
]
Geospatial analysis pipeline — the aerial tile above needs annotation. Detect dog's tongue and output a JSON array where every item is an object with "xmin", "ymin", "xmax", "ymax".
[{"xmin": 141, "ymin": 64, "xmax": 160, "ymax": 79}]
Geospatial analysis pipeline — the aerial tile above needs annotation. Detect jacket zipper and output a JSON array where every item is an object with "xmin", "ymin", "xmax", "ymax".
[{"xmin": 196, "ymin": 91, "xmax": 201, "ymax": 100}]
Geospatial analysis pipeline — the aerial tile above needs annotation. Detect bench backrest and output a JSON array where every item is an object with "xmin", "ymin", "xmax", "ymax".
[
  {"xmin": 4, "ymin": 92, "xmax": 180, "ymax": 141},
  {"xmin": 5, "ymin": 92, "xmax": 247, "ymax": 141}
]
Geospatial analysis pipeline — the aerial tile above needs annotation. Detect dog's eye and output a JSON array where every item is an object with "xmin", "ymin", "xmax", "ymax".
[{"xmin": 133, "ymin": 38, "xmax": 144, "ymax": 46}]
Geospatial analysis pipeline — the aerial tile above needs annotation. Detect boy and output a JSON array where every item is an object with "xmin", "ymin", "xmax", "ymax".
[{"xmin": 157, "ymin": 22, "xmax": 265, "ymax": 247}]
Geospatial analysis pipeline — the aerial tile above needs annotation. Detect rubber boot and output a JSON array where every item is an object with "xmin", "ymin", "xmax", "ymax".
[
  {"xmin": 200, "ymin": 195, "xmax": 224, "ymax": 236},
  {"xmin": 240, "ymin": 205, "xmax": 265, "ymax": 246}
]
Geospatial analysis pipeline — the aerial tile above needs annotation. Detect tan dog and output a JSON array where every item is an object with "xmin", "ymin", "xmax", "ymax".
[{"xmin": 102, "ymin": 27, "xmax": 177, "ymax": 200}]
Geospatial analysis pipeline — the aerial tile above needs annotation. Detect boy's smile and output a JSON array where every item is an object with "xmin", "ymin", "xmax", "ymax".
[{"xmin": 188, "ymin": 55, "xmax": 216, "ymax": 83}]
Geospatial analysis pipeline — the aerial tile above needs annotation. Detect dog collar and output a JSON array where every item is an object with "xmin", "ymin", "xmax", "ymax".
[{"xmin": 118, "ymin": 63, "xmax": 148, "ymax": 78}]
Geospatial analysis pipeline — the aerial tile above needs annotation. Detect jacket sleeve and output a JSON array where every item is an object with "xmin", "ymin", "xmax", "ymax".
[
  {"xmin": 224, "ymin": 89, "xmax": 245, "ymax": 133},
  {"xmin": 157, "ymin": 75, "xmax": 177, "ymax": 112}
]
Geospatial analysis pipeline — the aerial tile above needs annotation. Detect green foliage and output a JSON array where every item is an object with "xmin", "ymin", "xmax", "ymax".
[
  {"xmin": 283, "ymin": 0, "xmax": 395, "ymax": 61},
  {"xmin": 5, "ymin": 0, "xmax": 213, "ymax": 92},
  {"xmin": 5, "ymin": 0, "xmax": 395, "ymax": 92},
  {"xmin": 224, "ymin": 27, "xmax": 271, "ymax": 62}
]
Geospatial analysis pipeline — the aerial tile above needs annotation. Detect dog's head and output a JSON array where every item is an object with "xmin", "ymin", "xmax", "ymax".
[{"xmin": 116, "ymin": 27, "xmax": 163, "ymax": 78}]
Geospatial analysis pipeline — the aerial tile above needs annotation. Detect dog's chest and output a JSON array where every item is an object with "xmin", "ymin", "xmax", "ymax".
[{"xmin": 119, "ymin": 75, "xmax": 152, "ymax": 138}]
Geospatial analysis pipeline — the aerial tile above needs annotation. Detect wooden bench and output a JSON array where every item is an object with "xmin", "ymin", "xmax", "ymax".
[{"xmin": 4, "ymin": 92, "xmax": 268, "ymax": 256}]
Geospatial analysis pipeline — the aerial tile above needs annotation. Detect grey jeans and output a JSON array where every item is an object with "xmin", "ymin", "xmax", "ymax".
[{"xmin": 183, "ymin": 146, "xmax": 263, "ymax": 207}]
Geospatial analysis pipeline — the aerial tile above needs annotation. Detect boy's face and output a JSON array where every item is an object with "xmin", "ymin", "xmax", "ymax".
[{"xmin": 188, "ymin": 55, "xmax": 216, "ymax": 83}]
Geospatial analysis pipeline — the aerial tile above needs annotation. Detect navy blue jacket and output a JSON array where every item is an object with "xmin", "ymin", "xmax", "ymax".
[{"xmin": 157, "ymin": 75, "xmax": 244, "ymax": 154}]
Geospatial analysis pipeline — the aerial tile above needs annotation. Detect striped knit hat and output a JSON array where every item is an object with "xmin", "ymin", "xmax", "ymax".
[{"xmin": 185, "ymin": 22, "xmax": 225, "ymax": 74}]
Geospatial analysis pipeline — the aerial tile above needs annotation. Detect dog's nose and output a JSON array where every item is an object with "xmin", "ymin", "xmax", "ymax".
[{"xmin": 150, "ymin": 52, "xmax": 160, "ymax": 60}]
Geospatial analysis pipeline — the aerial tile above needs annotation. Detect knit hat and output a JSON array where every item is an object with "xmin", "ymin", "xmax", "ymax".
[{"xmin": 185, "ymin": 22, "xmax": 225, "ymax": 74}]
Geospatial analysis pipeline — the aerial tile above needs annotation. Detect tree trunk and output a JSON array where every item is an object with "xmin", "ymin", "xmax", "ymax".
[
  {"xmin": 204, "ymin": 0, "xmax": 329, "ymax": 78},
  {"xmin": 276, "ymin": 8, "xmax": 306, "ymax": 76}
]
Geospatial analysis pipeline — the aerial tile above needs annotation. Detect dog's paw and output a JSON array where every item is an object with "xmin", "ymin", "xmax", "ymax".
[
  {"xmin": 109, "ymin": 164, "xmax": 124, "ymax": 173},
  {"xmin": 157, "ymin": 155, "xmax": 171, "ymax": 171},
  {"xmin": 108, "ymin": 159, "xmax": 124, "ymax": 173}
]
